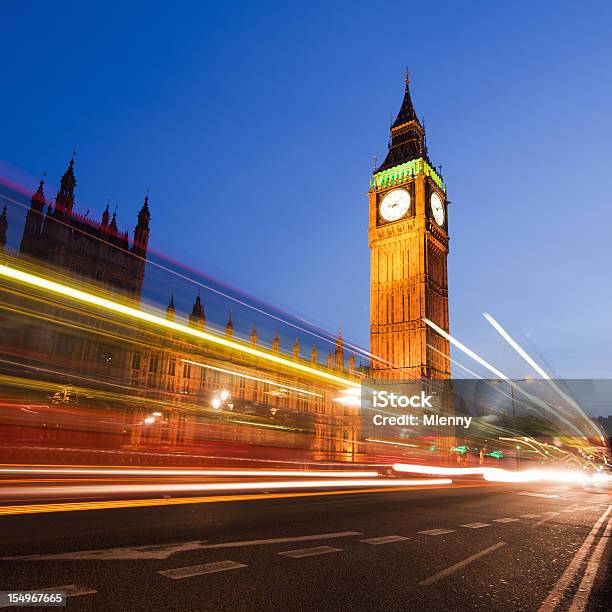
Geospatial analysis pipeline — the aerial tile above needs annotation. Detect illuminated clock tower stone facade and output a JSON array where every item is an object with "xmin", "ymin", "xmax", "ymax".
[{"xmin": 369, "ymin": 73, "xmax": 450, "ymax": 380}]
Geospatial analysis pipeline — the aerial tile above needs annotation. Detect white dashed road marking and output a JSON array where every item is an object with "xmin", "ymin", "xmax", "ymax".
[
  {"xmin": 533, "ymin": 512, "xmax": 560, "ymax": 528},
  {"xmin": 279, "ymin": 546, "xmax": 342, "ymax": 558},
  {"xmin": 159, "ymin": 561, "xmax": 247, "ymax": 579},
  {"xmin": 419, "ymin": 542, "xmax": 507, "ymax": 586},
  {"xmin": 418, "ymin": 529, "xmax": 455, "ymax": 536},
  {"xmin": 520, "ymin": 514, "xmax": 542, "ymax": 519},
  {"xmin": 1, "ymin": 532, "xmax": 362, "ymax": 561},
  {"xmin": 360, "ymin": 535, "xmax": 409, "ymax": 545},
  {"xmin": 196, "ymin": 531, "xmax": 361, "ymax": 549},
  {"xmin": 493, "ymin": 518, "xmax": 519, "ymax": 523},
  {"xmin": 460, "ymin": 523, "xmax": 491, "ymax": 529}
]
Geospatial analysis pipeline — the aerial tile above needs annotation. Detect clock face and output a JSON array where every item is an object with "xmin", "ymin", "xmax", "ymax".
[
  {"xmin": 430, "ymin": 192, "xmax": 445, "ymax": 226},
  {"xmin": 380, "ymin": 189, "xmax": 410, "ymax": 222}
]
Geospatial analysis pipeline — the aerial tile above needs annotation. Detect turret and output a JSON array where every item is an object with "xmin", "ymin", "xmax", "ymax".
[
  {"xmin": 311, "ymin": 343, "xmax": 317, "ymax": 365},
  {"xmin": 293, "ymin": 337, "xmax": 300, "ymax": 359},
  {"xmin": 54, "ymin": 157, "xmax": 76, "ymax": 216},
  {"xmin": 250, "ymin": 322, "xmax": 258, "ymax": 345},
  {"xmin": 19, "ymin": 178, "xmax": 46, "ymax": 255},
  {"xmin": 133, "ymin": 194, "xmax": 150, "ymax": 257},
  {"xmin": 0, "ymin": 206, "xmax": 8, "ymax": 250},
  {"xmin": 189, "ymin": 293, "xmax": 205, "ymax": 329},
  {"xmin": 101, "ymin": 203, "xmax": 110, "ymax": 230},
  {"xmin": 272, "ymin": 332, "xmax": 280, "ymax": 353},
  {"xmin": 166, "ymin": 292, "xmax": 176, "ymax": 321},
  {"xmin": 225, "ymin": 311, "xmax": 234, "ymax": 338},
  {"xmin": 334, "ymin": 327, "xmax": 344, "ymax": 370},
  {"xmin": 109, "ymin": 210, "xmax": 118, "ymax": 234}
]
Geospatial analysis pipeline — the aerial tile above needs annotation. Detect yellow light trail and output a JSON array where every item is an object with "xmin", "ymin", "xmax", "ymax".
[
  {"xmin": 0, "ymin": 482, "xmax": 488, "ymax": 516},
  {"xmin": 227, "ymin": 419, "xmax": 300, "ymax": 431},
  {"xmin": 365, "ymin": 439, "xmax": 419, "ymax": 448},
  {"xmin": 0, "ymin": 263, "xmax": 359, "ymax": 389},
  {"xmin": 181, "ymin": 359, "xmax": 323, "ymax": 398}
]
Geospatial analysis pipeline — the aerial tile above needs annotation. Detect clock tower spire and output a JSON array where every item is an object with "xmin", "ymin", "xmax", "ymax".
[{"xmin": 369, "ymin": 71, "xmax": 450, "ymax": 380}]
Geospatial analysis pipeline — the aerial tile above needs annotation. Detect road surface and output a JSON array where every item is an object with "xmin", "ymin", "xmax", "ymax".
[{"xmin": 0, "ymin": 481, "xmax": 610, "ymax": 611}]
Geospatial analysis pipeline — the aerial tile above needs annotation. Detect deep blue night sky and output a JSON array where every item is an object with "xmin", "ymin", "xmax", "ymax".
[{"xmin": 1, "ymin": 0, "xmax": 611, "ymax": 383}]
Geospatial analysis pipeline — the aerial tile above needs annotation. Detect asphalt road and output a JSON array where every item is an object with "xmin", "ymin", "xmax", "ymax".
[{"xmin": 1, "ymin": 483, "xmax": 610, "ymax": 612}]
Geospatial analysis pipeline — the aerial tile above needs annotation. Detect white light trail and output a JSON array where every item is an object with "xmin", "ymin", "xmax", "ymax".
[
  {"xmin": 483, "ymin": 313, "xmax": 549, "ymax": 379},
  {"xmin": 422, "ymin": 318, "xmax": 507, "ymax": 379},
  {"xmin": 181, "ymin": 359, "xmax": 323, "ymax": 398},
  {"xmin": 0, "ymin": 467, "xmax": 379, "ymax": 478},
  {"xmin": 427, "ymin": 343, "xmax": 482, "ymax": 379},
  {"xmin": 483, "ymin": 313, "xmax": 605, "ymax": 442},
  {"xmin": 333, "ymin": 396, "xmax": 361, "ymax": 406},
  {"xmin": 393, "ymin": 463, "xmax": 486, "ymax": 476},
  {"xmin": 393, "ymin": 463, "xmax": 611, "ymax": 485},
  {"xmin": 0, "ymin": 478, "xmax": 454, "ymax": 497}
]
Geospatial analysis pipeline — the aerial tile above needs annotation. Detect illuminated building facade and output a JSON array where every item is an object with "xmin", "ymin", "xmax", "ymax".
[
  {"xmin": 369, "ymin": 73, "xmax": 451, "ymax": 380},
  {"xmin": 0, "ymin": 160, "xmax": 361, "ymax": 460},
  {"xmin": 125, "ymin": 298, "xmax": 363, "ymax": 458}
]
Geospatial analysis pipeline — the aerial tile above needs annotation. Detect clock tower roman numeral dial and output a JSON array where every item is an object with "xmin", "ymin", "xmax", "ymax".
[{"xmin": 379, "ymin": 189, "xmax": 410, "ymax": 222}]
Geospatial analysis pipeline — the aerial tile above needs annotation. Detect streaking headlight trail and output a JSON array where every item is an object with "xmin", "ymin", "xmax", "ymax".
[{"xmin": 393, "ymin": 463, "xmax": 611, "ymax": 485}]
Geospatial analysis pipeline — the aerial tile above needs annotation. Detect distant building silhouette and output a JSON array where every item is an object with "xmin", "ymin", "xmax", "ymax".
[{"xmin": 594, "ymin": 415, "xmax": 612, "ymax": 436}]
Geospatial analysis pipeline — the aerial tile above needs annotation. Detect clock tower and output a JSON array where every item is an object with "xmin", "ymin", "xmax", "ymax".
[{"xmin": 369, "ymin": 72, "xmax": 450, "ymax": 380}]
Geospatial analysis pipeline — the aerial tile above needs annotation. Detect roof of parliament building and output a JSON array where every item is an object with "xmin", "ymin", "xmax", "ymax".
[{"xmin": 17, "ymin": 157, "xmax": 150, "ymax": 298}]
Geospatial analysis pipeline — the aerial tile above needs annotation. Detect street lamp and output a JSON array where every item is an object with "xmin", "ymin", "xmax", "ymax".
[{"xmin": 211, "ymin": 389, "xmax": 231, "ymax": 410}]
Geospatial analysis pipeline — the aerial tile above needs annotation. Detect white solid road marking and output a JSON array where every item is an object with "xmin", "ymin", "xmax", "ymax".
[
  {"xmin": 418, "ymin": 529, "xmax": 455, "ymax": 536},
  {"xmin": 538, "ymin": 504, "xmax": 612, "ymax": 612},
  {"xmin": 520, "ymin": 514, "xmax": 542, "ymax": 519},
  {"xmin": 460, "ymin": 523, "xmax": 491, "ymax": 529},
  {"xmin": 57, "ymin": 585, "xmax": 98, "ymax": 597},
  {"xmin": 0, "ymin": 585, "xmax": 96, "ymax": 608},
  {"xmin": 518, "ymin": 492, "xmax": 560, "ymax": 498},
  {"xmin": 568, "ymin": 511, "xmax": 612, "ymax": 612},
  {"xmin": 418, "ymin": 542, "xmax": 507, "ymax": 586},
  {"xmin": 360, "ymin": 535, "xmax": 409, "ymax": 545},
  {"xmin": 0, "ymin": 532, "xmax": 362, "ymax": 561},
  {"xmin": 493, "ymin": 518, "xmax": 519, "ymax": 523},
  {"xmin": 279, "ymin": 546, "xmax": 342, "ymax": 558},
  {"xmin": 159, "ymin": 561, "xmax": 246, "ymax": 580}
]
